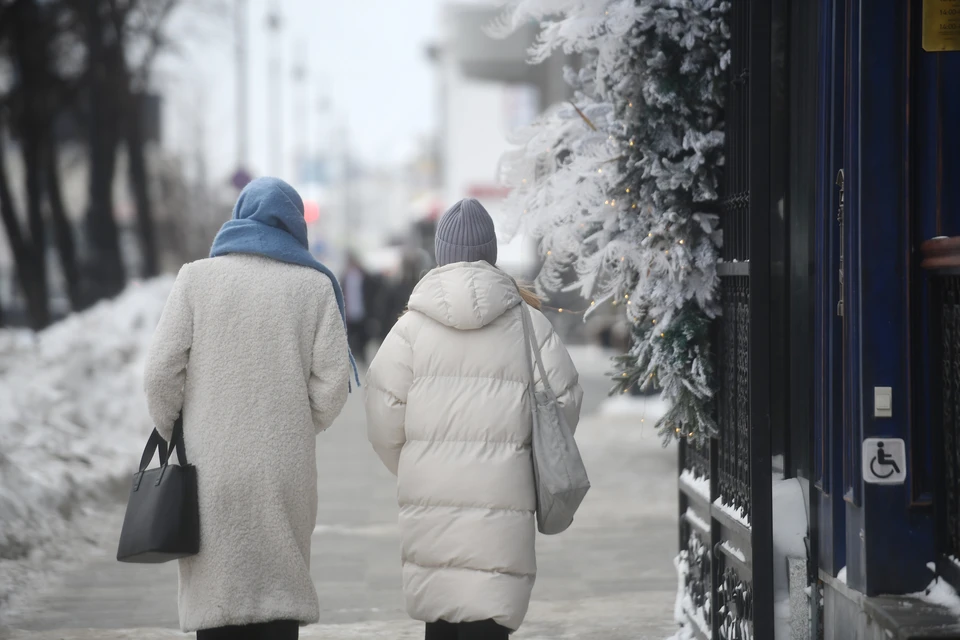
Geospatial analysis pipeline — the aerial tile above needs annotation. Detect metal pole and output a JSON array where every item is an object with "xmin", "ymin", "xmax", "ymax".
[
  {"xmin": 235, "ymin": 0, "xmax": 248, "ymax": 169},
  {"xmin": 341, "ymin": 123, "xmax": 350, "ymax": 250},
  {"xmin": 266, "ymin": 2, "xmax": 282, "ymax": 177},
  {"xmin": 292, "ymin": 42, "xmax": 306, "ymax": 183}
]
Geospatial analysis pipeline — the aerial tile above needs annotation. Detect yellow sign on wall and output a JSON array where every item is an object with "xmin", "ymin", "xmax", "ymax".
[{"xmin": 924, "ymin": 0, "xmax": 960, "ymax": 52}]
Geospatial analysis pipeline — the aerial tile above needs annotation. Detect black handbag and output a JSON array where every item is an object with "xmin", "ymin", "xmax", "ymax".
[{"xmin": 117, "ymin": 415, "xmax": 200, "ymax": 563}]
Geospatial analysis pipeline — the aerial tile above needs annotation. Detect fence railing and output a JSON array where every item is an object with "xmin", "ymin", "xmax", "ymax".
[{"xmin": 921, "ymin": 236, "xmax": 960, "ymax": 592}]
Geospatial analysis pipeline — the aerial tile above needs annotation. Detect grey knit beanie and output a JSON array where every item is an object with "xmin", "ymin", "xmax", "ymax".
[{"xmin": 434, "ymin": 198, "xmax": 498, "ymax": 267}]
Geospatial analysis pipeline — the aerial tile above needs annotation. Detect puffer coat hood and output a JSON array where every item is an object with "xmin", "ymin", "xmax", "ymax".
[
  {"xmin": 408, "ymin": 261, "xmax": 521, "ymax": 330},
  {"xmin": 364, "ymin": 261, "xmax": 583, "ymax": 631}
]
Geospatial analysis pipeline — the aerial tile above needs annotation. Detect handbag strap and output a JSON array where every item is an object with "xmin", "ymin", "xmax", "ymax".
[
  {"xmin": 519, "ymin": 303, "xmax": 556, "ymax": 396},
  {"xmin": 138, "ymin": 429, "xmax": 168, "ymax": 472},
  {"xmin": 169, "ymin": 414, "xmax": 188, "ymax": 466},
  {"xmin": 136, "ymin": 414, "xmax": 187, "ymax": 473},
  {"xmin": 519, "ymin": 303, "xmax": 538, "ymax": 406}
]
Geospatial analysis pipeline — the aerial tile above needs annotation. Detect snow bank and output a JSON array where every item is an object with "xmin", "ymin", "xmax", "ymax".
[
  {"xmin": 0, "ymin": 278, "xmax": 172, "ymax": 612},
  {"xmin": 916, "ymin": 576, "xmax": 960, "ymax": 618}
]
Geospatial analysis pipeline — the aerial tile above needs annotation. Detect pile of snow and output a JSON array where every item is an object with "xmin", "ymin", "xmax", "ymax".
[
  {"xmin": 916, "ymin": 575, "xmax": 960, "ymax": 617},
  {"xmin": 0, "ymin": 278, "xmax": 172, "ymax": 612}
]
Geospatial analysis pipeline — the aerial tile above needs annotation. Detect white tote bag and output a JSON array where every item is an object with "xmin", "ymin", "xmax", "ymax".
[{"xmin": 520, "ymin": 303, "xmax": 590, "ymax": 535}]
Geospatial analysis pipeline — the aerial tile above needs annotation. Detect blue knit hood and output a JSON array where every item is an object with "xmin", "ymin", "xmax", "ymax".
[{"xmin": 210, "ymin": 176, "xmax": 359, "ymax": 388}]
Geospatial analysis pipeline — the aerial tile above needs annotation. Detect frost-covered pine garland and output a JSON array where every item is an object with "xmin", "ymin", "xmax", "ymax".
[{"xmin": 494, "ymin": 0, "xmax": 728, "ymax": 445}]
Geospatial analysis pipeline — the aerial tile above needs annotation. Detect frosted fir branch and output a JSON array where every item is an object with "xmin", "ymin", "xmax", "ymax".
[{"xmin": 497, "ymin": 0, "xmax": 728, "ymax": 444}]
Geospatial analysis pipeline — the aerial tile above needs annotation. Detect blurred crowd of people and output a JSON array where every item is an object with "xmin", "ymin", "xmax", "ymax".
[{"xmin": 340, "ymin": 247, "xmax": 435, "ymax": 365}]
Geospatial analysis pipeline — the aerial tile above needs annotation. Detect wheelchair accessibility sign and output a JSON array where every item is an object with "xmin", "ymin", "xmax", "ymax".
[{"xmin": 862, "ymin": 438, "xmax": 907, "ymax": 485}]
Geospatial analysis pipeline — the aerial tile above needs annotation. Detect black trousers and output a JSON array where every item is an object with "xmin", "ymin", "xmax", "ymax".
[
  {"xmin": 346, "ymin": 320, "xmax": 368, "ymax": 365},
  {"xmin": 197, "ymin": 620, "xmax": 298, "ymax": 640},
  {"xmin": 425, "ymin": 619, "xmax": 510, "ymax": 640}
]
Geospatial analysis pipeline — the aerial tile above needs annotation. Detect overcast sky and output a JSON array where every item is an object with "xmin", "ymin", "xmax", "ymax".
[{"xmin": 157, "ymin": 0, "xmax": 454, "ymax": 184}]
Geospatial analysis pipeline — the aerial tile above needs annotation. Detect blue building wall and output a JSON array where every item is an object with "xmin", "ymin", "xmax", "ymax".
[{"xmin": 815, "ymin": 0, "xmax": 960, "ymax": 633}]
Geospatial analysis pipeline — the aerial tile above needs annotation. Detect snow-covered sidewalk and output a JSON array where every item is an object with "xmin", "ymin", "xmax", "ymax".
[
  {"xmin": 0, "ymin": 279, "xmax": 173, "ymax": 612},
  {"xmin": 1, "ymin": 290, "xmax": 680, "ymax": 639}
]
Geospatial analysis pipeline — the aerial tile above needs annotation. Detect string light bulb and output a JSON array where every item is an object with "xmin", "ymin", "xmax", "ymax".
[
  {"xmin": 626, "ymin": 188, "xmax": 631, "ymax": 193},
  {"xmin": 598, "ymin": 168, "xmax": 603, "ymax": 173}
]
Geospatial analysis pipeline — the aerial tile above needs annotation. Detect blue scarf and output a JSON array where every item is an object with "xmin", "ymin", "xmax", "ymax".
[{"xmin": 210, "ymin": 177, "xmax": 360, "ymax": 389}]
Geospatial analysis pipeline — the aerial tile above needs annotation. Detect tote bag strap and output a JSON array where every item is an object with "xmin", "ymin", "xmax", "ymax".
[
  {"xmin": 169, "ymin": 414, "xmax": 188, "ymax": 466},
  {"xmin": 137, "ymin": 414, "xmax": 188, "ymax": 473},
  {"xmin": 519, "ymin": 302, "xmax": 538, "ymax": 410},
  {"xmin": 519, "ymin": 303, "xmax": 555, "ymax": 396}
]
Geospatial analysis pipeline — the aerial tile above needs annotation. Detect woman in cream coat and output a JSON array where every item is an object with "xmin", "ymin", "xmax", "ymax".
[
  {"xmin": 144, "ymin": 178, "xmax": 354, "ymax": 640},
  {"xmin": 365, "ymin": 198, "xmax": 583, "ymax": 640}
]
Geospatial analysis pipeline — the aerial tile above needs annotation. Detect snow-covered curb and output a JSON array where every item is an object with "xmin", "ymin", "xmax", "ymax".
[{"xmin": 0, "ymin": 278, "xmax": 172, "ymax": 614}]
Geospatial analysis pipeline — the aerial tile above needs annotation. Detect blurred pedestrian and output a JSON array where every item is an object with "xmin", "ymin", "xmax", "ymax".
[
  {"xmin": 364, "ymin": 198, "xmax": 584, "ymax": 638},
  {"xmin": 342, "ymin": 252, "xmax": 372, "ymax": 365},
  {"xmin": 143, "ymin": 177, "xmax": 357, "ymax": 640}
]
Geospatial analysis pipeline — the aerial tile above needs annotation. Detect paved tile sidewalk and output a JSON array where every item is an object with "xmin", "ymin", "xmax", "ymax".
[{"xmin": 2, "ymin": 369, "xmax": 679, "ymax": 639}]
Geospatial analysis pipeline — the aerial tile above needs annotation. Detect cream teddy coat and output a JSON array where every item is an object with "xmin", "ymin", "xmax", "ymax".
[
  {"xmin": 364, "ymin": 261, "xmax": 583, "ymax": 631},
  {"xmin": 143, "ymin": 254, "xmax": 350, "ymax": 632}
]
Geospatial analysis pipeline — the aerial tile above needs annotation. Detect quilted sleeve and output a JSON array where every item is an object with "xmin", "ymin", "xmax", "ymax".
[
  {"xmin": 144, "ymin": 265, "xmax": 194, "ymax": 442},
  {"xmin": 364, "ymin": 314, "xmax": 416, "ymax": 475},
  {"xmin": 308, "ymin": 279, "xmax": 351, "ymax": 433},
  {"xmin": 530, "ymin": 308, "xmax": 584, "ymax": 434}
]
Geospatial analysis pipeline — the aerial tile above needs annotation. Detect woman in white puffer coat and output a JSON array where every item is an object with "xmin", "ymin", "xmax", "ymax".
[{"xmin": 365, "ymin": 198, "xmax": 583, "ymax": 640}]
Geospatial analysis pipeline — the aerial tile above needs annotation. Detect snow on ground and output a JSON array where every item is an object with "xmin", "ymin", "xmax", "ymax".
[
  {"xmin": 599, "ymin": 393, "xmax": 670, "ymax": 420},
  {"xmin": 566, "ymin": 344, "xmax": 619, "ymax": 379},
  {"xmin": 916, "ymin": 576, "xmax": 960, "ymax": 618},
  {"xmin": 0, "ymin": 279, "xmax": 172, "ymax": 615}
]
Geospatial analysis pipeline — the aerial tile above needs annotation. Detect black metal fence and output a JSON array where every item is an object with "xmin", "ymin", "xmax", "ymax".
[
  {"xmin": 941, "ymin": 276, "xmax": 960, "ymax": 566},
  {"xmin": 677, "ymin": 0, "xmax": 774, "ymax": 637},
  {"xmin": 925, "ymin": 263, "xmax": 960, "ymax": 592}
]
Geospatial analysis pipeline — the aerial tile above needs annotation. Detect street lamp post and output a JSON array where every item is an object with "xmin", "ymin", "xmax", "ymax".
[
  {"xmin": 265, "ymin": 2, "xmax": 283, "ymax": 177},
  {"xmin": 235, "ymin": 0, "xmax": 248, "ymax": 170}
]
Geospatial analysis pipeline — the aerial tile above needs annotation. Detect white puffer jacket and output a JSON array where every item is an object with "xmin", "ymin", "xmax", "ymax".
[{"xmin": 364, "ymin": 261, "xmax": 583, "ymax": 631}]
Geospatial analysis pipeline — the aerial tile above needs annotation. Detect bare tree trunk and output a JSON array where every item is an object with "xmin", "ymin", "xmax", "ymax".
[
  {"xmin": 44, "ymin": 140, "xmax": 83, "ymax": 310},
  {"xmin": 0, "ymin": 131, "xmax": 49, "ymax": 329},
  {"xmin": 22, "ymin": 136, "xmax": 50, "ymax": 324},
  {"xmin": 83, "ymin": 2, "xmax": 126, "ymax": 301},
  {"xmin": 126, "ymin": 91, "xmax": 158, "ymax": 278}
]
